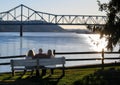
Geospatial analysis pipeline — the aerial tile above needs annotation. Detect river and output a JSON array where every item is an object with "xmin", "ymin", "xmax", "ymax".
[{"xmin": 0, "ymin": 32, "xmax": 119, "ymax": 73}]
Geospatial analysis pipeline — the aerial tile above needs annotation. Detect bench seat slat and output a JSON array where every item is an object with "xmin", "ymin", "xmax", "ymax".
[{"xmin": 13, "ymin": 68, "xmax": 26, "ymax": 70}]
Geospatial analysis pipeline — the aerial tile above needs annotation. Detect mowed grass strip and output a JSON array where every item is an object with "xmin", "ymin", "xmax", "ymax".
[{"xmin": 0, "ymin": 66, "xmax": 120, "ymax": 85}]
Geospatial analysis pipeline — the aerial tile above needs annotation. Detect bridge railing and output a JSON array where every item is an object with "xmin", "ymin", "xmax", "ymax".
[
  {"xmin": 0, "ymin": 49, "xmax": 120, "ymax": 69},
  {"xmin": 0, "ymin": 4, "xmax": 107, "ymax": 25}
]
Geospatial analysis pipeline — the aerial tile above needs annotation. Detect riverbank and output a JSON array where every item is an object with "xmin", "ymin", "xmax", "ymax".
[{"xmin": 0, "ymin": 65, "xmax": 120, "ymax": 85}]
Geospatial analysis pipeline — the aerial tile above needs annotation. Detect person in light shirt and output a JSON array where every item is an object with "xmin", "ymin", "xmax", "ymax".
[
  {"xmin": 47, "ymin": 49, "xmax": 54, "ymax": 58},
  {"xmin": 46, "ymin": 49, "xmax": 55, "ymax": 74},
  {"xmin": 25, "ymin": 49, "xmax": 35, "ymax": 75}
]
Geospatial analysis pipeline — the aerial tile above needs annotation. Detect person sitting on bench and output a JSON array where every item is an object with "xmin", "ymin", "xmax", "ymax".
[
  {"xmin": 46, "ymin": 49, "xmax": 55, "ymax": 74},
  {"xmin": 34, "ymin": 48, "xmax": 47, "ymax": 76}
]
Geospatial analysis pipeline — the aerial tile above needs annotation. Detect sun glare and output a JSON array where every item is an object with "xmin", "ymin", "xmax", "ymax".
[{"xmin": 89, "ymin": 34, "xmax": 107, "ymax": 52}]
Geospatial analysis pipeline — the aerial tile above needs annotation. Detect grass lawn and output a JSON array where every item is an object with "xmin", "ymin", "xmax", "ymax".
[{"xmin": 0, "ymin": 66, "xmax": 120, "ymax": 85}]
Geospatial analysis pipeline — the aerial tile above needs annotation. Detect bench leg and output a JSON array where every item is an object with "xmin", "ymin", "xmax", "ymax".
[
  {"xmin": 51, "ymin": 69, "xmax": 54, "ymax": 74},
  {"xmin": 62, "ymin": 69, "xmax": 65, "ymax": 76},
  {"xmin": 62, "ymin": 65, "xmax": 65, "ymax": 76},
  {"xmin": 30, "ymin": 69, "xmax": 34, "ymax": 76},
  {"xmin": 12, "ymin": 70, "xmax": 15, "ymax": 76},
  {"xmin": 23, "ymin": 70, "xmax": 27, "ymax": 75},
  {"xmin": 42, "ymin": 69, "xmax": 46, "ymax": 76},
  {"xmin": 36, "ymin": 69, "xmax": 40, "ymax": 76}
]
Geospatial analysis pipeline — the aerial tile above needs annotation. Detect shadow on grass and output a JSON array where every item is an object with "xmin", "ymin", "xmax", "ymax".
[
  {"xmin": 0, "ymin": 74, "xmax": 64, "ymax": 85},
  {"xmin": 74, "ymin": 68, "xmax": 120, "ymax": 85}
]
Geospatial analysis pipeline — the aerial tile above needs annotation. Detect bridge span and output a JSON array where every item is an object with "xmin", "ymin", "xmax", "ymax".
[{"xmin": 0, "ymin": 4, "xmax": 107, "ymax": 36}]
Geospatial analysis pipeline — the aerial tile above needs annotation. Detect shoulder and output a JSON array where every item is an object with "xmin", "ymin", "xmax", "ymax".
[
  {"xmin": 41, "ymin": 53, "xmax": 48, "ymax": 58},
  {"xmin": 47, "ymin": 55, "xmax": 55, "ymax": 58},
  {"xmin": 51, "ymin": 55, "xmax": 55, "ymax": 58},
  {"xmin": 26, "ymin": 56, "xmax": 32, "ymax": 59},
  {"xmin": 35, "ymin": 54, "xmax": 39, "ymax": 56},
  {"xmin": 35, "ymin": 53, "xmax": 47, "ymax": 58},
  {"xmin": 34, "ymin": 54, "xmax": 39, "ymax": 58}
]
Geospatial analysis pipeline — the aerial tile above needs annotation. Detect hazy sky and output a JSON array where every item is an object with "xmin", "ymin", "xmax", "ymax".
[
  {"xmin": 0, "ymin": 0, "xmax": 108, "ymax": 29},
  {"xmin": 0, "ymin": 0, "xmax": 108, "ymax": 15}
]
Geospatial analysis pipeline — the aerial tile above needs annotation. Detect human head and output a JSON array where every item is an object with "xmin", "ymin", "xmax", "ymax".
[
  {"xmin": 47, "ymin": 49, "xmax": 52, "ymax": 56},
  {"xmin": 27, "ymin": 49, "xmax": 35, "ymax": 57},
  {"xmin": 39, "ymin": 48, "xmax": 43, "ymax": 54}
]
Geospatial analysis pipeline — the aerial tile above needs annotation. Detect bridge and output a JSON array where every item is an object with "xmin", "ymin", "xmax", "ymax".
[{"xmin": 0, "ymin": 4, "xmax": 107, "ymax": 36}]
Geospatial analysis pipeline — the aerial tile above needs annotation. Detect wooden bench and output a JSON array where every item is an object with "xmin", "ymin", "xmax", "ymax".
[
  {"xmin": 38, "ymin": 57, "xmax": 65, "ymax": 76},
  {"xmin": 10, "ymin": 57, "xmax": 65, "ymax": 76},
  {"xmin": 10, "ymin": 59, "xmax": 37, "ymax": 76}
]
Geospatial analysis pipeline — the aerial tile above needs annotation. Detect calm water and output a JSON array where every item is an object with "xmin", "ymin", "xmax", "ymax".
[{"xmin": 0, "ymin": 32, "xmax": 119, "ymax": 73}]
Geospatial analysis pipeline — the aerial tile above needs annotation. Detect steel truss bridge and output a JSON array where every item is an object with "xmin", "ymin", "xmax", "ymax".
[{"xmin": 0, "ymin": 4, "xmax": 107, "ymax": 36}]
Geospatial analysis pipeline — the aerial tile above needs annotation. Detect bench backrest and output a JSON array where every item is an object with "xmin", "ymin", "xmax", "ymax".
[
  {"xmin": 11, "ymin": 57, "xmax": 65, "ymax": 67},
  {"xmin": 38, "ymin": 57, "xmax": 65, "ymax": 66},
  {"xmin": 11, "ymin": 59, "xmax": 37, "ymax": 67}
]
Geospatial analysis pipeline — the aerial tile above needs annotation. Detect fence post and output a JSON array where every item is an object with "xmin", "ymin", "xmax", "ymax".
[
  {"xmin": 101, "ymin": 49, "xmax": 104, "ymax": 70},
  {"xmin": 53, "ymin": 49, "xmax": 56, "ymax": 56}
]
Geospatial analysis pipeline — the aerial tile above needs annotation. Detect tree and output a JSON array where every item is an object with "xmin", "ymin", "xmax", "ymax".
[{"xmin": 87, "ymin": 0, "xmax": 120, "ymax": 51}]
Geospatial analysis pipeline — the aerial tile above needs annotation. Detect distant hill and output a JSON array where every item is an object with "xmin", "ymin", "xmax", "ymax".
[
  {"xmin": 66, "ymin": 29, "xmax": 92, "ymax": 34},
  {"xmin": 0, "ymin": 21, "xmax": 93, "ymax": 34},
  {"xmin": 0, "ymin": 25, "xmax": 66, "ymax": 32}
]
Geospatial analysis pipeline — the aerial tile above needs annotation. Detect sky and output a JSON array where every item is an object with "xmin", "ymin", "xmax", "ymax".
[{"xmin": 0, "ymin": 0, "xmax": 108, "ymax": 29}]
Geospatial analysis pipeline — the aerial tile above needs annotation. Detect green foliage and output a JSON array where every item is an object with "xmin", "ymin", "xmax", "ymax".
[
  {"xmin": 88, "ymin": 0, "xmax": 120, "ymax": 51},
  {"xmin": 77, "ymin": 68, "xmax": 120, "ymax": 85}
]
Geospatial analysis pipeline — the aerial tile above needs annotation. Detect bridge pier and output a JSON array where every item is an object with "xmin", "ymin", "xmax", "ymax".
[{"xmin": 20, "ymin": 25, "xmax": 23, "ymax": 37}]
